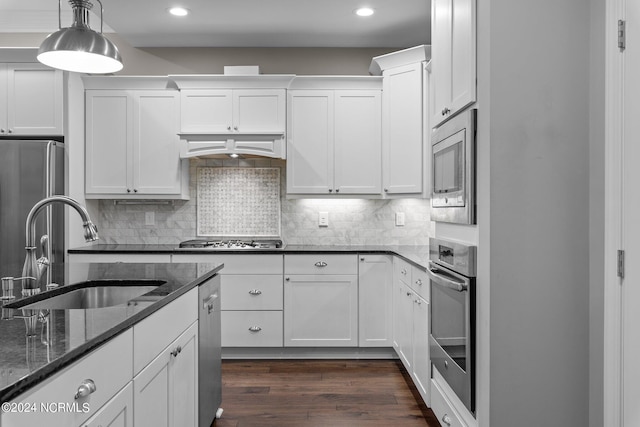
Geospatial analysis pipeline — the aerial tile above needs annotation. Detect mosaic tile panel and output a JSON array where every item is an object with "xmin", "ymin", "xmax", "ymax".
[{"xmin": 196, "ymin": 167, "xmax": 281, "ymax": 237}]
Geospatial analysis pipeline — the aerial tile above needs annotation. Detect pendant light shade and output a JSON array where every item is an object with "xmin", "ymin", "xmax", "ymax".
[{"xmin": 38, "ymin": 0, "xmax": 123, "ymax": 74}]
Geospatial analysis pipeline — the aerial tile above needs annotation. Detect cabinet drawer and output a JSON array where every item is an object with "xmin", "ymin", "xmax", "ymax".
[
  {"xmin": 222, "ymin": 311, "xmax": 283, "ymax": 347},
  {"xmin": 172, "ymin": 254, "xmax": 283, "ymax": 274},
  {"xmin": 412, "ymin": 266, "xmax": 429, "ymax": 302},
  {"xmin": 430, "ymin": 379, "xmax": 467, "ymax": 427},
  {"xmin": 133, "ymin": 287, "xmax": 197, "ymax": 374},
  {"xmin": 394, "ymin": 257, "xmax": 412, "ymax": 285},
  {"xmin": 221, "ymin": 275, "xmax": 283, "ymax": 310},
  {"xmin": 285, "ymin": 254, "xmax": 358, "ymax": 275},
  {"xmin": 2, "ymin": 329, "xmax": 133, "ymax": 427}
]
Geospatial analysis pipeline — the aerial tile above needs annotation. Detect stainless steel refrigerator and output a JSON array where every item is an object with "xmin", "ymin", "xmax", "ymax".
[{"xmin": 0, "ymin": 138, "xmax": 65, "ymax": 284}]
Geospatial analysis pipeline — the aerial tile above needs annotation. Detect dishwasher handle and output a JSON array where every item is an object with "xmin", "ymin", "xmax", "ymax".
[{"xmin": 203, "ymin": 292, "xmax": 219, "ymax": 314}]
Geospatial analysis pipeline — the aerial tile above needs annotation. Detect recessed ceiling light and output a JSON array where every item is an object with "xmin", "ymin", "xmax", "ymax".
[
  {"xmin": 168, "ymin": 7, "xmax": 190, "ymax": 17},
  {"xmin": 355, "ymin": 7, "xmax": 375, "ymax": 17}
]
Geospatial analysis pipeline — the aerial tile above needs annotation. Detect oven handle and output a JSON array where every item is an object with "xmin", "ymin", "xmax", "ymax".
[{"xmin": 427, "ymin": 264, "xmax": 468, "ymax": 292}]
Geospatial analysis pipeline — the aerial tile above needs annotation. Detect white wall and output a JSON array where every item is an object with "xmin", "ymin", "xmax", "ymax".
[{"xmin": 476, "ymin": 0, "xmax": 593, "ymax": 426}]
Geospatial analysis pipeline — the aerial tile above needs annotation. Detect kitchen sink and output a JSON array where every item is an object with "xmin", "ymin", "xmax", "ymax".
[{"xmin": 7, "ymin": 280, "xmax": 165, "ymax": 310}]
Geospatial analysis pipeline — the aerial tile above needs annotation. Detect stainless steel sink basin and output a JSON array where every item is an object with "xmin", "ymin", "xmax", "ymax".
[{"xmin": 8, "ymin": 280, "xmax": 165, "ymax": 310}]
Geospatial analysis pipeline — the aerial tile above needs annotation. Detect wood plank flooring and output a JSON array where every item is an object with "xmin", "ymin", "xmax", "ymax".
[{"xmin": 214, "ymin": 359, "xmax": 440, "ymax": 427}]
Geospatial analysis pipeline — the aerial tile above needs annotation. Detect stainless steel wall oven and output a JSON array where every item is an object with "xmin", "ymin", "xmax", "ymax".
[
  {"xmin": 431, "ymin": 108, "xmax": 476, "ymax": 224},
  {"xmin": 428, "ymin": 237, "xmax": 476, "ymax": 414}
]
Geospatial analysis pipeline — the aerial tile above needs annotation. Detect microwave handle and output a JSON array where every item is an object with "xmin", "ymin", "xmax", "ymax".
[{"xmin": 427, "ymin": 265, "xmax": 468, "ymax": 292}]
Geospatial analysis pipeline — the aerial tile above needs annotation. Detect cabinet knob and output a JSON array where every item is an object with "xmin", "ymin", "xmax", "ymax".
[
  {"xmin": 285, "ymin": 277, "xmax": 290, "ymax": 281},
  {"xmin": 415, "ymin": 279, "xmax": 422, "ymax": 286},
  {"xmin": 406, "ymin": 292, "xmax": 412, "ymax": 297},
  {"xmin": 248, "ymin": 289, "xmax": 262, "ymax": 295},
  {"xmin": 74, "ymin": 379, "xmax": 96, "ymax": 400},
  {"xmin": 248, "ymin": 326, "xmax": 262, "ymax": 332},
  {"xmin": 234, "ymin": 126, "xmax": 238, "ymax": 131},
  {"xmin": 227, "ymin": 126, "xmax": 232, "ymax": 131},
  {"xmin": 335, "ymin": 189, "xmax": 340, "ymax": 193},
  {"xmin": 0, "ymin": 129, "xmax": 5, "ymax": 133},
  {"xmin": 360, "ymin": 257, "xmax": 365, "ymax": 261},
  {"xmin": 7, "ymin": 129, "xmax": 12, "ymax": 134},
  {"xmin": 384, "ymin": 188, "xmax": 388, "ymax": 192},
  {"xmin": 441, "ymin": 107, "xmax": 451, "ymax": 116},
  {"xmin": 442, "ymin": 414, "xmax": 452, "ymax": 426},
  {"xmin": 133, "ymin": 189, "xmax": 138, "ymax": 193},
  {"xmin": 328, "ymin": 189, "xmax": 333, "ymax": 193},
  {"xmin": 170, "ymin": 345, "xmax": 182, "ymax": 357},
  {"xmin": 401, "ymin": 269, "xmax": 407, "ymax": 275},
  {"xmin": 127, "ymin": 189, "xmax": 131, "ymax": 193}
]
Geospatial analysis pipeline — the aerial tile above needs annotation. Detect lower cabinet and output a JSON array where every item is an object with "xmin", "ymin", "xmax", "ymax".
[
  {"xmin": 134, "ymin": 321, "xmax": 198, "ymax": 427},
  {"xmin": 358, "ymin": 254, "xmax": 393, "ymax": 347},
  {"xmin": 392, "ymin": 258, "xmax": 431, "ymax": 406},
  {"xmin": 82, "ymin": 382, "xmax": 134, "ymax": 427}
]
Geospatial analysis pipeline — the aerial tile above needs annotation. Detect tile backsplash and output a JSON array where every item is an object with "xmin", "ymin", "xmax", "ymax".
[{"xmin": 94, "ymin": 158, "xmax": 431, "ymax": 246}]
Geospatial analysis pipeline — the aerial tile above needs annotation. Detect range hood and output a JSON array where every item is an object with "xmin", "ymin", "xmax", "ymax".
[{"xmin": 178, "ymin": 133, "xmax": 285, "ymax": 159}]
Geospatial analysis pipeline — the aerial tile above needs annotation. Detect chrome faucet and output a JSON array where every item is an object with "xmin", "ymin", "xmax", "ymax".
[{"xmin": 21, "ymin": 196, "xmax": 99, "ymax": 296}]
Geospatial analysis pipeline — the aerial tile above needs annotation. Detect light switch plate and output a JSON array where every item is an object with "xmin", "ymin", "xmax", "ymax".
[
  {"xmin": 318, "ymin": 211, "xmax": 329, "ymax": 227},
  {"xmin": 145, "ymin": 211, "xmax": 155, "ymax": 226},
  {"xmin": 395, "ymin": 212, "xmax": 405, "ymax": 226}
]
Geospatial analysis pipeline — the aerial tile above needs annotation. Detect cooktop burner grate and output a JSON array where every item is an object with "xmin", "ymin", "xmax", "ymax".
[{"xmin": 178, "ymin": 239, "xmax": 283, "ymax": 250}]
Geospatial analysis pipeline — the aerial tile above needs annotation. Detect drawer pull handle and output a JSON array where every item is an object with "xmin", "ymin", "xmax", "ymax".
[
  {"xmin": 442, "ymin": 414, "xmax": 452, "ymax": 426},
  {"xmin": 416, "ymin": 279, "xmax": 422, "ymax": 286},
  {"xmin": 248, "ymin": 289, "xmax": 262, "ymax": 295},
  {"xmin": 248, "ymin": 326, "xmax": 262, "ymax": 332},
  {"xmin": 74, "ymin": 379, "xmax": 96, "ymax": 400},
  {"xmin": 315, "ymin": 261, "xmax": 328, "ymax": 267}
]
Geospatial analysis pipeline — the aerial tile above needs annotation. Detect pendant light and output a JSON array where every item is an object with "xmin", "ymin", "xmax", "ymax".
[{"xmin": 37, "ymin": 0, "xmax": 123, "ymax": 74}]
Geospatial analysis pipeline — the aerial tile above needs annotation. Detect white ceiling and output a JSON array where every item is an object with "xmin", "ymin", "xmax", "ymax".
[{"xmin": 0, "ymin": 0, "xmax": 430, "ymax": 48}]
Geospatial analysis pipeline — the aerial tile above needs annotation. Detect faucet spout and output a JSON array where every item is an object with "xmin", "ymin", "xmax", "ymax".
[{"xmin": 22, "ymin": 196, "xmax": 99, "ymax": 295}]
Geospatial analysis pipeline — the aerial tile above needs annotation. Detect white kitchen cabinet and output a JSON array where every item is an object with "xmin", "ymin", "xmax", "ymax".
[
  {"xmin": 284, "ymin": 254, "xmax": 358, "ymax": 346},
  {"xmin": 358, "ymin": 254, "xmax": 393, "ymax": 347},
  {"xmin": 287, "ymin": 77, "xmax": 383, "ymax": 196},
  {"xmin": 431, "ymin": 0, "xmax": 476, "ymax": 127},
  {"xmin": 392, "ymin": 258, "xmax": 431, "ymax": 405},
  {"xmin": 180, "ymin": 89, "xmax": 286, "ymax": 134},
  {"xmin": 382, "ymin": 62, "xmax": 425, "ymax": 195},
  {"xmin": 134, "ymin": 321, "xmax": 198, "ymax": 427},
  {"xmin": 0, "ymin": 63, "xmax": 63, "ymax": 135},
  {"xmin": 172, "ymin": 254, "xmax": 284, "ymax": 348},
  {"xmin": 85, "ymin": 88, "xmax": 188, "ymax": 199},
  {"xmin": 82, "ymin": 382, "xmax": 134, "ymax": 427},
  {"xmin": 1, "ymin": 330, "xmax": 133, "ymax": 427}
]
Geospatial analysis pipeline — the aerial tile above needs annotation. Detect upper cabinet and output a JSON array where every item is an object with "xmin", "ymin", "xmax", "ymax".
[
  {"xmin": 169, "ymin": 75, "xmax": 294, "ymax": 159},
  {"xmin": 286, "ymin": 77, "xmax": 383, "ymax": 196},
  {"xmin": 83, "ymin": 77, "xmax": 189, "ymax": 200},
  {"xmin": 0, "ymin": 63, "xmax": 63, "ymax": 135},
  {"xmin": 371, "ymin": 45, "xmax": 431, "ymax": 196},
  {"xmin": 180, "ymin": 89, "xmax": 285, "ymax": 134},
  {"xmin": 431, "ymin": 0, "xmax": 476, "ymax": 127}
]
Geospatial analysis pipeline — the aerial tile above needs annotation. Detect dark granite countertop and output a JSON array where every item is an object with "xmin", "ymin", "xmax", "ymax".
[
  {"xmin": 0, "ymin": 261, "xmax": 223, "ymax": 404},
  {"xmin": 69, "ymin": 244, "xmax": 431, "ymax": 270}
]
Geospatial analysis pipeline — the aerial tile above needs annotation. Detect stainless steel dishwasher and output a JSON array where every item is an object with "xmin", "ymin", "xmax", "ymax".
[{"xmin": 199, "ymin": 274, "xmax": 222, "ymax": 426}]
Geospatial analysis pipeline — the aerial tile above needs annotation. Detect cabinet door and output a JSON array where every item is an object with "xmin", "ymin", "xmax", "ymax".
[
  {"xmin": 286, "ymin": 90, "xmax": 334, "ymax": 194},
  {"xmin": 0, "ymin": 65, "xmax": 7, "ymax": 132},
  {"xmin": 233, "ymin": 89, "xmax": 285, "ymax": 133},
  {"xmin": 393, "ymin": 281, "xmax": 414, "ymax": 370},
  {"xmin": 334, "ymin": 90, "xmax": 382, "ymax": 194},
  {"xmin": 180, "ymin": 89, "xmax": 233, "ymax": 132},
  {"xmin": 412, "ymin": 296, "xmax": 430, "ymax": 405},
  {"xmin": 358, "ymin": 255, "xmax": 393, "ymax": 347},
  {"xmin": 133, "ymin": 91, "xmax": 184, "ymax": 195},
  {"xmin": 83, "ymin": 382, "xmax": 134, "ymax": 427},
  {"xmin": 284, "ymin": 274, "xmax": 358, "ymax": 346},
  {"xmin": 431, "ymin": 0, "xmax": 476, "ymax": 126},
  {"xmin": 134, "ymin": 322, "xmax": 198, "ymax": 427},
  {"xmin": 85, "ymin": 90, "xmax": 132, "ymax": 195},
  {"xmin": 6, "ymin": 63, "xmax": 63, "ymax": 135},
  {"xmin": 383, "ymin": 63, "xmax": 423, "ymax": 194}
]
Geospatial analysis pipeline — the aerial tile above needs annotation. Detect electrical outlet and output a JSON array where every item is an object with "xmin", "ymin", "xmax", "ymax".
[
  {"xmin": 318, "ymin": 211, "xmax": 329, "ymax": 227},
  {"xmin": 145, "ymin": 211, "xmax": 155, "ymax": 226},
  {"xmin": 395, "ymin": 212, "xmax": 405, "ymax": 226}
]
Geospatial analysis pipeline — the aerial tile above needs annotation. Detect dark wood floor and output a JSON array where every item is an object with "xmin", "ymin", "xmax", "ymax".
[{"xmin": 215, "ymin": 359, "xmax": 440, "ymax": 427}]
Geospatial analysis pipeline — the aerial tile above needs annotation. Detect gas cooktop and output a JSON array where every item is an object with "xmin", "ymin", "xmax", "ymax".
[{"xmin": 177, "ymin": 239, "xmax": 283, "ymax": 250}]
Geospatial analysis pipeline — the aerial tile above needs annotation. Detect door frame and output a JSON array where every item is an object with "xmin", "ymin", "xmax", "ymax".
[{"xmin": 604, "ymin": 0, "xmax": 625, "ymax": 426}]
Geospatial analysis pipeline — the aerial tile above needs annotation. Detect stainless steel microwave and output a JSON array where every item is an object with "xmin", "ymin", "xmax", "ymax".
[{"xmin": 431, "ymin": 108, "xmax": 476, "ymax": 224}]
